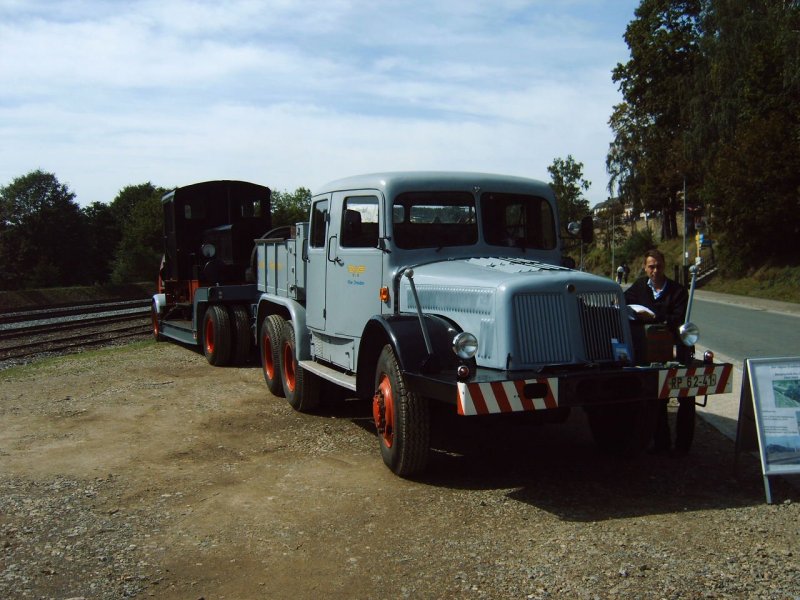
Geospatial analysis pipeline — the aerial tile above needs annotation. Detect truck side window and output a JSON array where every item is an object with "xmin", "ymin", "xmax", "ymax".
[
  {"xmin": 310, "ymin": 200, "xmax": 328, "ymax": 248},
  {"xmin": 341, "ymin": 196, "xmax": 379, "ymax": 248}
]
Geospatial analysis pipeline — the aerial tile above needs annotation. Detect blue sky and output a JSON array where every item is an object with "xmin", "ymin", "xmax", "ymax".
[{"xmin": 0, "ymin": 0, "xmax": 640, "ymax": 208}]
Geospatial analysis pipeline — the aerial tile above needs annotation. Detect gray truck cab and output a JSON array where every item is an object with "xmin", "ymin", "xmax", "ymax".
[{"xmin": 304, "ymin": 172, "xmax": 580, "ymax": 372}]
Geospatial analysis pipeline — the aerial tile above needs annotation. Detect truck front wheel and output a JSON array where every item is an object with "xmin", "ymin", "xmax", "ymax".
[
  {"xmin": 260, "ymin": 314, "xmax": 285, "ymax": 397},
  {"xmin": 280, "ymin": 320, "xmax": 321, "ymax": 412},
  {"xmin": 585, "ymin": 399, "xmax": 657, "ymax": 456},
  {"xmin": 203, "ymin": 305, "xmax": 232, "ymax": 366},
  {"xmin": 373, "ymin": 344, "xmax": 430, "ymax": 477}
]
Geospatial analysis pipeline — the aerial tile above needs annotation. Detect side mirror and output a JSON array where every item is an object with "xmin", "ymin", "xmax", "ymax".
[{"xmin": 567, "ymin": 216, "xmax": 594, "ymax": 244}]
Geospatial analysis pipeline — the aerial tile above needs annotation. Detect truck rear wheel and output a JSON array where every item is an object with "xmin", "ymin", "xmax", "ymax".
[
  {"xmin": 230, "ymin": 304, "xmax": 251, "ymax": 365},
  {"xmin": 585, "ymin": 399, "xmax": 657, "ymax": 456},
  {"xmin": 260, "ymin": 314, "xmax": 285, "ymax": 397},
  {"xmin": 203, "ymin": 305, "xmax": 232, "ymax": 366},
  {"xmin": 373, "ymin": 344, "xmax": 429, "ymax": 477},
  {"xmin": 280, "ymin": 320, "xmax": 321, "ymax": 412}
]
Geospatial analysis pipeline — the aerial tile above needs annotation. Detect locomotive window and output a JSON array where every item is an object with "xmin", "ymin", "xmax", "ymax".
[
  {"xmin": 309, "ymin": 199, "xmax": 328, "ymax": 248},
  {"xmin": 240, "ymin": 198, "xmax": 260, "ymax": 218},
  {"xmin": 183, "ymin": 198, "xmax": 205, "ymax": 220}
]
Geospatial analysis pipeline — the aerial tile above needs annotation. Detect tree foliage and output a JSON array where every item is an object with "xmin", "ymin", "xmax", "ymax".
[
  {"xmin": 610, "ymin": 0, "xmax": 800, "ymax": 273},
  {"xmin": 270, "ymin": 187, "xmax": 312, "ymax": 228},
  {"xmin": 547, "ymin": 155, "xmax": 591, "ymax": 227},
  {"xmin": 109, "ymin": 183, "xmax": 167, "ymax": 284},
  {"xmin": 0, "ymin": 170, "xmax": 87, "ymax": 290}
]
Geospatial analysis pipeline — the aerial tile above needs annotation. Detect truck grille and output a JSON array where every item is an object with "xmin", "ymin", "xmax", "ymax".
[
  {"xmin": 577, "ymin": 291, "xmax": 626, "ymax": 361},
  {"xmin": 513, "ymin": 291, "xmax": 627, "ymax": 365},
  {"xmin": 514, "ymin": 293, "xmax": 571, "ymax": 364}
]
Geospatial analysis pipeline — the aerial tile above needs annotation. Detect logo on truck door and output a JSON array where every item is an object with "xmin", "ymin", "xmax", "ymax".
[{"xmin": 347, "ymin": 264, "xmax": 366, "ymax": 286}]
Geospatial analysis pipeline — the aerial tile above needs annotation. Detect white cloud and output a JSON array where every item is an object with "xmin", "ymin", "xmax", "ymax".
[{"xmin": 0, "ymin": 0, "xmax": 637, "ymax": 207}]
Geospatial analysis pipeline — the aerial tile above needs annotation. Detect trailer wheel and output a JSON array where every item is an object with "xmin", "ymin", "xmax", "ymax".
[
  {"xmin": 373, "ymin": 344, "xmax": 429, "ymax": 477},
  {"xmin": 151, "ymin": 300, "xmax": 162, "ymax": 342},
  {"xmin": 585, "ymin": 399, "xmax": 657, "ymax": 456},
  {"xmin": 229, "ymin": 304, "xmax": 251, "ymax": 365},
  {"xmin": 203, "ymin": 305, "xmax": 232, "ymax": 366},
  {"xmin": 260, "ymin": 314, "xmax": 285, "ymax": 397},
  {"xmin": 280, "ymin": 320, "xmax": 321, "ymax": 412}
]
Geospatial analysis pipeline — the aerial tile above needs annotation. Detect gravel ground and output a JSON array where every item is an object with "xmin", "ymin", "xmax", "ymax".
[{"xmin": 1, "ymin": 341, "xmax": 799, "ymax": 599}]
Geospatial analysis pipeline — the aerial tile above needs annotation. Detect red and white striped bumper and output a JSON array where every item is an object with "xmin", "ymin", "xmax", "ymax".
[
  {"xmin": 657, "ymin": 363, "xmax": 733, "ymax": 398},
  {"xmin": 457, "ymin": 378, "xmax": 558, "ymax": 416},
  {"xmin": 454, "ymin": 363, "xmax": 734, "ymax": 416}
]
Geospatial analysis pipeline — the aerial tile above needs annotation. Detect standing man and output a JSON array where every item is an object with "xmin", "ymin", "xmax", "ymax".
[{"xmin": 624, "ymin": 249, "xmax": 695, "ymax": 455}]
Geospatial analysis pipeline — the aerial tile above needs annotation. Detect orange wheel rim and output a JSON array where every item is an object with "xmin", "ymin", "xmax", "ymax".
[
  {"xmin": 262, "ymin": 331, "xmax": 275, "ymax": 379},
  {"xmin": 373, "ymin": 374, "xmax": 395, "ymax": 448},
  {"xmin": 205, "ymin": 318, "xmax": 215, "ymax": 353},
  {"xmin": 283, "ymin": 341, "xmax": 295, "ymax": 392}
]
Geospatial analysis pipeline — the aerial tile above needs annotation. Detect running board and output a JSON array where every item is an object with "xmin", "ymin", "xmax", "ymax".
[
  {"xmin": 161, "ymin": 320, "xmax": 198, "ymax": 346},
  {"xmin": 299, "ymin": 360, "xmax": 357, "ymax": 391}
]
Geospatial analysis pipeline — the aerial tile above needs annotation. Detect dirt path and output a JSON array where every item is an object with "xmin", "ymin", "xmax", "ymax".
[{"xmin": 1, "ymin": 341, "xmax": 798, "ymax": 599}]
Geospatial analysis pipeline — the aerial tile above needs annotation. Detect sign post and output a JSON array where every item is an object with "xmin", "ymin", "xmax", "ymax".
[{"xmin": 735, "ymin": 357, "xmax": 800, "ymax": 503}]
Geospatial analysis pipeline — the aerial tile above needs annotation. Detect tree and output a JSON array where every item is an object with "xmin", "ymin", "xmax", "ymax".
[
  {"xmin": 0, "ymin": 170, "xmax": 88, "ymax": 290},
  {"xmin": 270, "ymin": 187, "xmax": 312, "ymax": 228},
  {"xmin": 693, "ymin": 0, "xmax": 800, "ymax": 272},
  {"xmin": 82, "ymin": 201, "xmax": 118, "ymax": 284},
  {"xmin": 110, "ymin": 183, "xmax": 167, "ymax": 283},
  {"xmin": 610, "ymin": 0, "xmax": 703, "ymax": 241},
  {"xmin": 547, "ymin": 156, "xmax": 591, "ymax": 227},
  {"xmin": 611, "ymin": 0, "xmax": 799, "ymax": 272}
]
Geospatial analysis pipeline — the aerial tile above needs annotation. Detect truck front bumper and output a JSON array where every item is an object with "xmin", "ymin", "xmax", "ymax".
[{"xmin": 405, "ymin": 362, "xmax": 733, "ymax": 416}]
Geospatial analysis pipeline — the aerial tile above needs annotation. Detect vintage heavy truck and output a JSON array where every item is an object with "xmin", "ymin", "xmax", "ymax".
[{"xmin": 253, "ymin": 172, "xmax": 733, "ymax": 476}]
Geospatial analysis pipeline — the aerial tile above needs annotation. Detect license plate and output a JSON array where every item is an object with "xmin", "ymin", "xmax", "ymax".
[{"xmin": 668, "ymin": 373, "xmax": 717, "ymax": 390}]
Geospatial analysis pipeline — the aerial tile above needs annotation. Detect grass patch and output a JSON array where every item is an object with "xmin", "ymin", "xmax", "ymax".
[
  {"xmin": 0, "ymin": 340, "xmax": 156, "ymax": 381},
  {"xmin": 584, "ymin": 228, "xmax": 798, "ymax": 305},
  {"xmin": 701, "ymin": 265, "xmax": 800, "ymax": 303}
]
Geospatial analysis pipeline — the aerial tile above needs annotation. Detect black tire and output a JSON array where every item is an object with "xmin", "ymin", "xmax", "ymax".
[
  {"xmin": 280, "ymin": 320, "xmax": 321, "ymax": 412},
  {"xmin": 260, "ymin": 314, "xmax": 285, "ymax": 397},
  {"xmin": 585, "ymin": 399, "xmax": 658, "ymax": 456},
  {"xmin": 151, "ymin": 300, "xmax": 162, "ymax": 342},
  {"xmin": 203, "ymin": 305, "xmax": 232, "ymax": 366},
  {"xmin": 373, "ymin": 344, "xmax": 430, "ymax": 477},
  {"xmin": 229, "ymin": 304, "xmax": 252, "ymax": 365}
]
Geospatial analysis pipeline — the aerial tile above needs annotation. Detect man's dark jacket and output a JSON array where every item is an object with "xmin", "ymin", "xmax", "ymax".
[{"xmin": 624, "ymin": 276, "xmax": 688, "ymax": 337}]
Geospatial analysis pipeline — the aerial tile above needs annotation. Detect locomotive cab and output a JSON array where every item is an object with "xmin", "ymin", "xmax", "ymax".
[{"xmin": 159, "ymin": 180, "xmax": 271, "ymax": 304}]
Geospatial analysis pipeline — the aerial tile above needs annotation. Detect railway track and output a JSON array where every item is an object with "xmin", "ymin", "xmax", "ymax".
[{"xmin": 0, "ymin": 299, "xmax": 152, "ymax": 366}]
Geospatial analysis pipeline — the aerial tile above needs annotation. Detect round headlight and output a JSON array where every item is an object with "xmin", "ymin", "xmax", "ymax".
[
  {"xmin": 201, "ymin": 243, "xmax": 216, "ymax": 258},
  {"xmin": 679, "ymin": 322, "xmax": 700, "ymax": 346},
  {"xmin": 453, "ymin": 332, "xmax": 478, "ymax": 359}
]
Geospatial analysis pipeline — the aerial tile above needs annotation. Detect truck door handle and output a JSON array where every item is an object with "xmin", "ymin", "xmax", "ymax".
[{"xmin": 327, "ymin": 235, "xmax": 342, "ymax": 265}]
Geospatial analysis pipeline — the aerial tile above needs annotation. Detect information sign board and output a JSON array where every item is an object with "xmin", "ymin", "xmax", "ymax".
[{"xmin": 735, "ymin": 357, "xmax": 800, "ymax": 503}]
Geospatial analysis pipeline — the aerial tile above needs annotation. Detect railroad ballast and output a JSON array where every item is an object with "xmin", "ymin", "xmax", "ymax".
[{"xmin": 152, "ymin": 173, "xmax": 733, "ymax": 476}]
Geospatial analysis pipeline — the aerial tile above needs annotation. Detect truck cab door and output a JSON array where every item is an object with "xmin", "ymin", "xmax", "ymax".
[
  {"xmin": 305, "ymin": 196, "xmax": 329, "ymax": 331},
  {"xmin": 321, "ymin": 191, "xmax": 384, "ymax": 369}
]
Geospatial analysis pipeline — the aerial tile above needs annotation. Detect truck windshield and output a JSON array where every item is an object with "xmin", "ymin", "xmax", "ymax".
[
  {"xmin": 392, "ymin": 191, "xmax": 478, "ymax": 249},
  {"xmin": 481, "ymin": 192, "xmax": 556, "ymax": 250}
]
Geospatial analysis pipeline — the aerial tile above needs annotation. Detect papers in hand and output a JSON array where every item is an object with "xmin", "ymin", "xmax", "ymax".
[{"xmin": 627, "ymin": 304, "xmax": 655, "ymax": 320}]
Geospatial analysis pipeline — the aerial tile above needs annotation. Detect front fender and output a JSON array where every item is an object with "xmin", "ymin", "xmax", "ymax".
[{"xmin": 356, "ymin": 313, "xmax": 475, "ymax": 400}]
